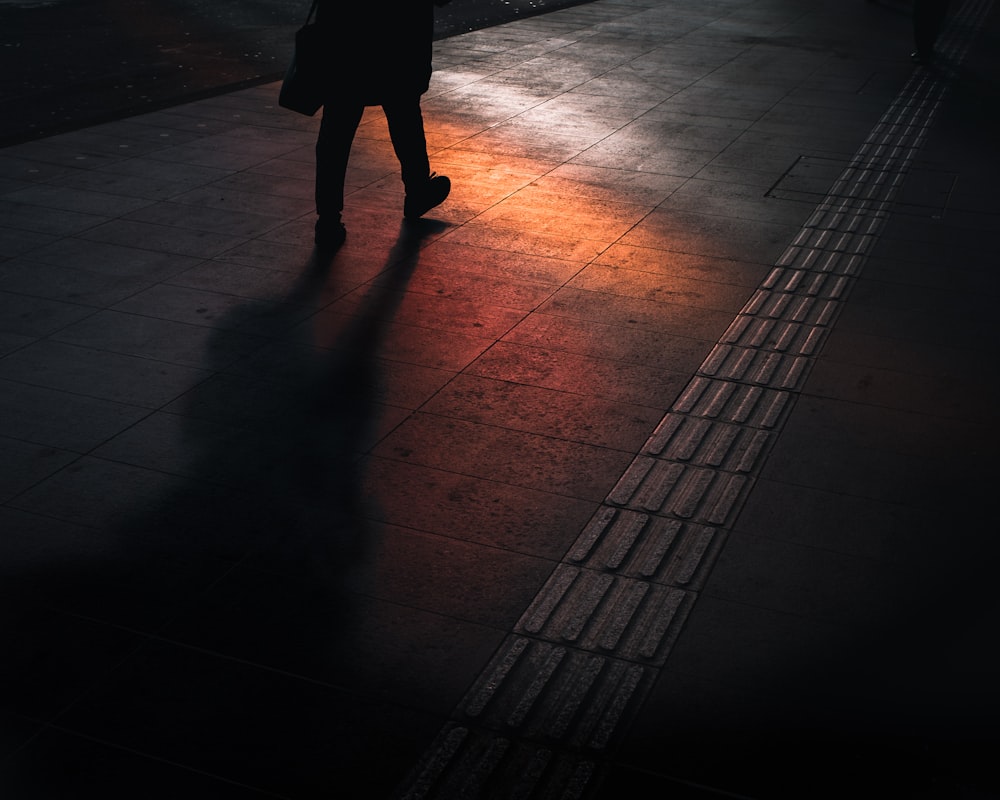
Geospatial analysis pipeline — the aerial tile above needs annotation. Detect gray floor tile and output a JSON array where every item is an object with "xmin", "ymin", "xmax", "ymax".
[
  {"xmin": 0, "ymin": 378, "xmax": 150, "ymax": 452},
  {"xmin": 329, "ymin": 281, "xmax": 528, "ymax": 340},
  {"xmin": 207, "ymin": 169, "xmax": 315, "ymax": 201},
  {"xmin": 540, "ymin": 284, "xmax": 739, "ymax": 336},
  {"xmin": 161, "ymin": 371, "xmax": 331, "ymax": 431},
  {"xmin": 45, "ymin": 167, "xmax": 206, "ymax": 202},
  {"xmin": 8, "ymin": 454, "xmax": 285, "ymax": 562},
  {"xmin": 760, "ymin": 418, "xmax": 984, "ymax": 511},
  {"xmin": 573, "ymin": 139, "xmax": 719, "ymax": 178},
  {"xmin": 93, "ymin": 154, "xmax": 234, "ymax": 186},
  {"xmin": 0, "ymin": 200, "xmax": 108, "ymax": 237},
  {"xmin": 2, "ymin": 184, "xmax": 155, "ymax": 218},
  {"xmin": 0, "ymin": 177, "xmax": 32, "ymax": 196},
  {"xmin": 0, "ymin": 340, "xmax": 213, "ymax": 407},
  {"xmin": 662, "ymin": 593, "xmax": 839, "ymax": 695},
  {"xmin": 54, "ymin": 639, "xmax": 443, "ymax": 798},
  {"xmin": 595, "ymin": 241, "xmax": 770, "ymax": 286},
  {"xmin": 166, "ymin": 185, "xmax": 315, "ymax": 220},
  {"xmin": 535, "ymin": 163, "xmax": 687, "ymax": 205},
  {"xmin": 704, "ymin": 530, "xmax": 909, "ymax": 622},
  {"xmin": 0, "ymin": 227, "xmax": 57, "ymax": 259},
  {"xmin": 709, "ymin": 139, "xmax": 811, "ymax": 175},
  {"xmin": 0, "ymin": 152, "xmax": 79, "ymax": 183},
  {"xmin": 2, "ymin": 139, "xmax": 130, "ymax": 171},
  {"xmin": 417, "ymin": 239, "xmax": 585, "ymax": 285},
  {"xmin": 6, "ymin": 455, "xmax": 180, "ymax": 531},
  {"xmin": 420, "ymin": 373, "xmax": 663, "ymax": 450},
  {"xmin": 0, "ymin": 258, "xmax": 163, "ymax": 308},
  {"xmin": 0, "ymin": 290, "xmax": 94, "ymax": 337},
  {"xmin": 0, "ymin": 728, "xmax": 281, "ymax": 799},
  {"xmin": 503, "ymin": 311, "xmax": 713, "ymax": 373},
  {"xmin": 1, "ymin": 516, "xmax": 235, "ymax": 633},
  {"xmin": 805, "ymin": 355, "xmax": 997, "ymax": 421},
  {"xmin": 211, "ymin": 237, "xmax": 324, "ymax": 271},
  {"xmin": 79, "ymin": 218, "xmax": 246, "ymax": 258},
  {"xmin": 372, "ymin": 411, "xmax": 635, "ymax": 501},
  {"xmin": 820, "ymin": 327, "xmax": 990, "ymax": 380},
  {"xmin": 140, "ymin": 142, "xmax": 286, "ymax": 172},
  {"xmin": 475, "ymin": 182, "xmax": 652, "ymax": 241},
  {"xmin": 160, "ymin": 563, "xmax": 508, "ymax": 713},
  {"xmin": 0, "ymin": 603, "xmax": 140, "ymax": 721},
  {"xmin": 468, "ymin": 339, "xmax": 690, "ymax": 408},
  {"xmin": 91, "ymin": 410, "xmax": 291, "ymax": 490},
  {"xmin": 0, "ymin": 333, "xmax": 34, "ymax": 358},
  {"xmin": 23, "ymin": 237, "xmax": 204, "ymax": 279},
  {"xmin": 112, "ymin": 283, "xmax": 314, "ymax": 335},
  {"xmin": 621, "ymin": 207, "xmax": 800, "ymax": 264},
  {"xmin": 0, "ymin": 437, "xmax": 78, "ymax": 503},
  {"xmin": 657, "ymin": 177, "xmax": 814, "ymax": 226},
  {"xmin": 123, "ymin": 200, "xmax": 286, "ymax": 238},
  {"xmin": 165, "ymin": 260, "xmax": 349, "ymax": 307},
  {"xmin": 374, "ymin": 258, "xmax": 559, "ymax": 312},
  {"xmin": 0, "ymin": 711, "xmax": 41, "ymax": 763},
  {"xmin": 834, "ymin": 298, "xmax": 997, "ymax": 352},
  {"xmin": 49, "ymin": 309, "xmax": 264, "ymax": 369},
  {"xmin": 733, "ymin": 477, "xmax": 934, "ymax": 562},
  {"xmin": 300, "ymin": 310, "xmax": 495, "ymax": 371},
  {"xmin": 362, "ymin": 456, "xmax": 597, "ymax": 560}
]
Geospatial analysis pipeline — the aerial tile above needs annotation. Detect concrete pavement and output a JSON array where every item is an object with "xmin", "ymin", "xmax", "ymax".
[{"xmin": 2, "ymin": 0, "xmax": 999, "ymax": 797}]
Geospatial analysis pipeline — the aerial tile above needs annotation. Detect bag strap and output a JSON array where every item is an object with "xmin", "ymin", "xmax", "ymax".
[{"xmin": 304, "ymin": 0, "xmax": 319, "ymax": 24}]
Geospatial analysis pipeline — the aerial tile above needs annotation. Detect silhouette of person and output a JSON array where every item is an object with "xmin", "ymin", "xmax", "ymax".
[
  {"xmin": 912, "ymin": 0, "xmax": 952, "ymax": 63},
  {"xmin": 313, "ymin": 0, "xmax": 452, "ymax": 251}
]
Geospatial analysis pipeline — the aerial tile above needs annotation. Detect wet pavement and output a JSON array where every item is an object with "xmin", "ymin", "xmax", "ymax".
[{"xmin": 2, "ymin": 0, "xmax": 999, "ymax": 797}]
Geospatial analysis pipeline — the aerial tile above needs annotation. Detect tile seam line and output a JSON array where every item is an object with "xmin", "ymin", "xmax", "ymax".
[{"xmin": 393, "ymin": 0, "xmax": 993, "ymax": 795}]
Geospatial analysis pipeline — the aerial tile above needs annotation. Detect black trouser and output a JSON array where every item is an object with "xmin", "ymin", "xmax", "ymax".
[
  {"xmin": 315, "ymin": 95, "xmax": 430, "ymax": 219},
  {"xmin": 913, "ymin": 0, "xmax": 952, "ymax": 55}
]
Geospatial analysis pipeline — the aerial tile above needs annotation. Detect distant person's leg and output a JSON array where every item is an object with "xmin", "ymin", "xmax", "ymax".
[
  {"xmin": 315, "ymin": 102, "xmax": 364, "ymax": 248},
  {"xmin": 913, "ymin": 0, "xmax": 952, "ymax": 62}
]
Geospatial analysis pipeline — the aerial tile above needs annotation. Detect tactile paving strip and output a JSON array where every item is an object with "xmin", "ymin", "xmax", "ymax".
[{"xmin": 395, "ymin": 1, "xmax": 992, "ymax": 796}]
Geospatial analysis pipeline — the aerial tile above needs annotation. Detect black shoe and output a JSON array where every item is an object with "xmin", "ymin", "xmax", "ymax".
[
  {"xmin": 315, "ymin": 217, "xmax": 346, "ymax": 251},
  {"xmin": 404, "ymin": 173, "xmax": 451, "ymax": 219},
  {"xmin": 911, "ymin": 48, "xmax": 934, "ymax": 65}
]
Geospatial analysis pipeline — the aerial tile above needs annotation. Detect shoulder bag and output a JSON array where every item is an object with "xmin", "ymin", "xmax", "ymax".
[{"xmin": 279, "ymin": 0, "xmax": 325, "ymax": 116}]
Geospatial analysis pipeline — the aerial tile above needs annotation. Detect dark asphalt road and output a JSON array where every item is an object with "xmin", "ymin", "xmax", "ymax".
[{"xmin": 0, "ymin": 0, "xmax": 593, "ymax": 145}]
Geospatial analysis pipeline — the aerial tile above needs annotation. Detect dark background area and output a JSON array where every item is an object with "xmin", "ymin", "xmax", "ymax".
[{"xmin": 0, "ymin": 0, "xmax": 592, "ymax": 145}]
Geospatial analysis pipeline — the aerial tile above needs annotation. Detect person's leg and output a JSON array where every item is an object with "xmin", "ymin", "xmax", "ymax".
[
  {"xmin": 382, "ymin": 96, "xmax": 430, "ymax": 191},
  {"xmin": 913, "ymin": 0, "xmax": 952, "ymax": 61},
  {"xmin": 931, "ymin": 0, "xmax": 953, "ymax": 41},
  {"xmin": 913, "ymin": 0, "xmax": 934, "ymax": 59},
  {"xmin": 315, "ymin": 102, "xmax": 364, "ymax": 246},
  {"xmin": 383, "ymin": 96, "xmax": 450, "ymax": 219}
]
